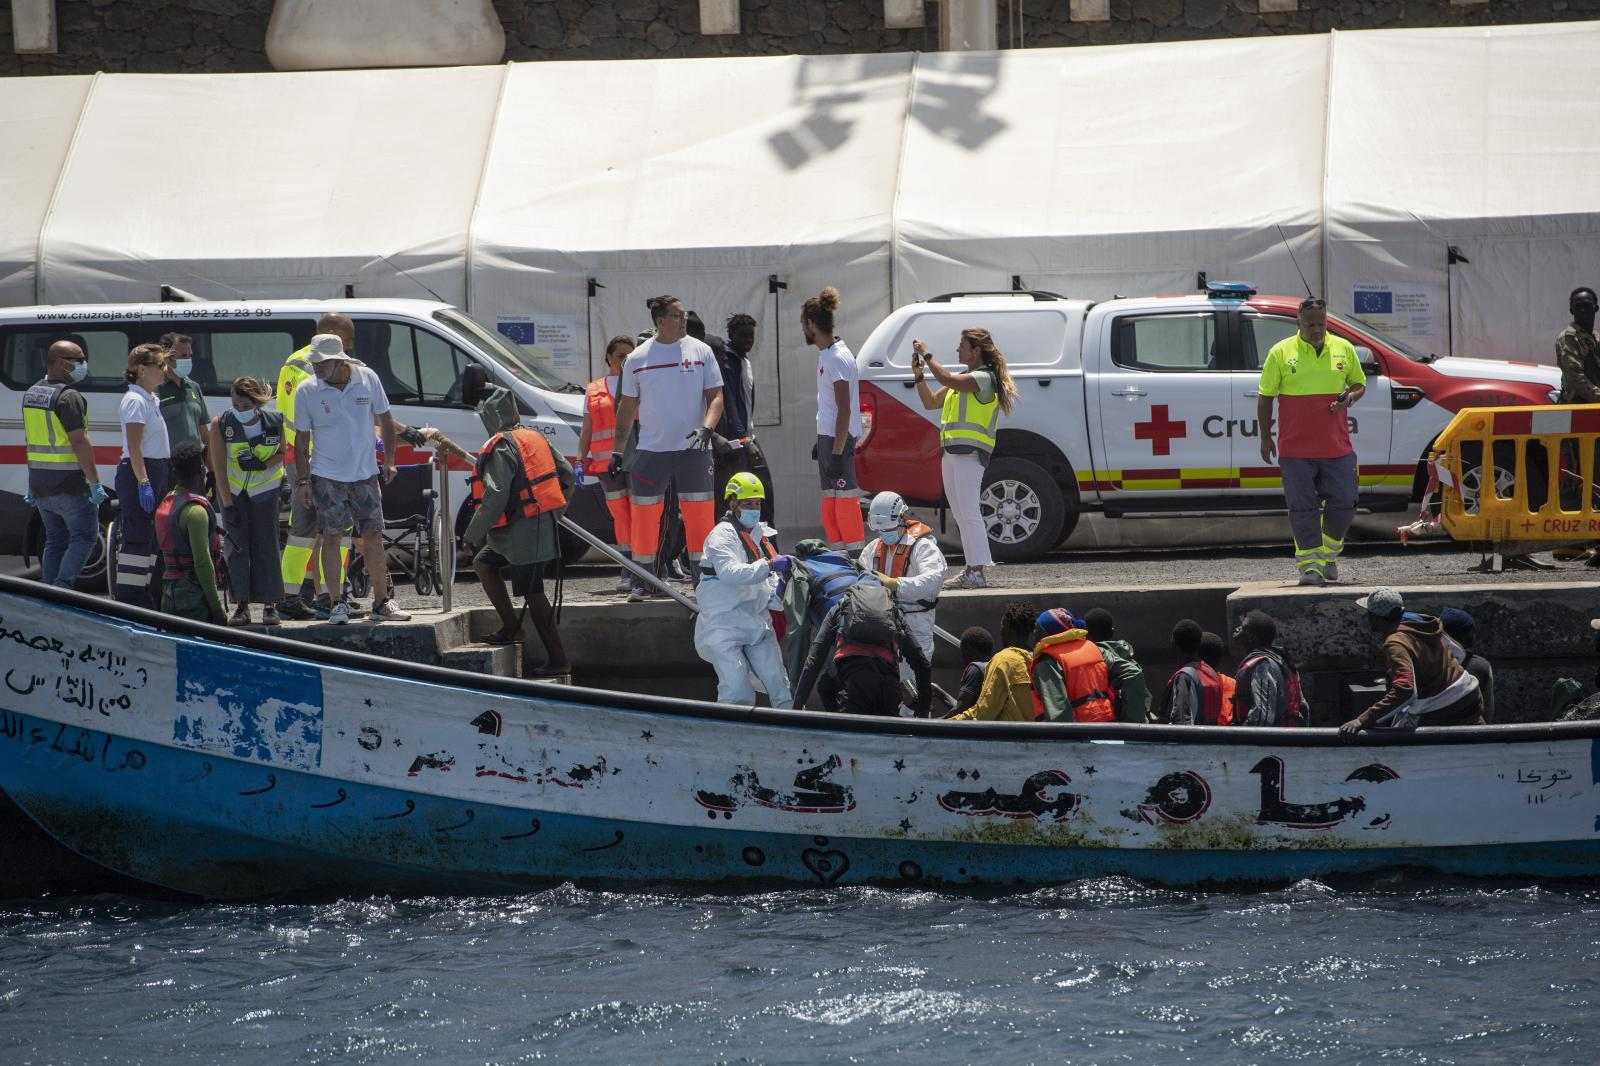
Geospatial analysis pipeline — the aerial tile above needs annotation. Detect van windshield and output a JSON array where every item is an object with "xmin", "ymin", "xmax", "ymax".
[{"xmin": 434, "ymin": 309, "xmax": 583, "ymax": 393}]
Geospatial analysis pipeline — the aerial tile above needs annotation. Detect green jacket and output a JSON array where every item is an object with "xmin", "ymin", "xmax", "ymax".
[
  {"xmin": 465, "ymin": 433, "xmax": 574, "ymax": 565},
  {"xmin": 1096, "ymin": 638, "xmax": 1152, "ymax": 724}
]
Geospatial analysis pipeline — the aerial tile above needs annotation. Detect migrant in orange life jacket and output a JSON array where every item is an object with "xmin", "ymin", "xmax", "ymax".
[
  {"xmin": 155, "ymin": 489, "xmax": 221, "ymax": 580},
  {"xmin": 472, "ymin": 427, "xmax": 565, "ymax": 527},
  {"xmin": 1030, "ymin": 629, "xmax": 1115, "ymax": 723},
  {"xmin": 584, "ymin": 378, "xmax": 618, "ymax": 476},
  {"xmin": 870, "ymin": 520, "xmax": 935, "ymax": 578}
]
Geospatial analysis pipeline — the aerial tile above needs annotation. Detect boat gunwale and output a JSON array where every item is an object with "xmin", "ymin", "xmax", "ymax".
[{"xmin": 4, "ymin": 574, "xmax": 1597, "ymax": 749}]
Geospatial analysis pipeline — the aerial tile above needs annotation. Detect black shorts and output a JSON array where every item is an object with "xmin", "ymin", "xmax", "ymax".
[{"xmin": 475, "ymin": 546, "xmax": 546, "ymax": 597}]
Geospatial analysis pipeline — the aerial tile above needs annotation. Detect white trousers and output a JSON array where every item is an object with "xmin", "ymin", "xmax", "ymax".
[
  {"xmin": 695, "ymin": 626, "xmax": 794, "ymax": 709},
  {"xmin": 941, "ymin": 451, "xmax": 992, "ymax": 567}
]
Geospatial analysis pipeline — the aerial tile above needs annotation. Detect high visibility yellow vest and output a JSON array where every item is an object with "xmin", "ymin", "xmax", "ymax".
[
  {"xmin": 939, "ymin": 377, "xmax": 999, "ymax": 456},
  {"xmin": 23, "ymin": 380, "xmax": 83, "ymax": 494},
  {"xmin": 276, "ymin": 346, "xmax": 314, "ymax": 452},
  {"xmin": 218, "ymin": 408, "xmax": 286, "ymax": 497}
]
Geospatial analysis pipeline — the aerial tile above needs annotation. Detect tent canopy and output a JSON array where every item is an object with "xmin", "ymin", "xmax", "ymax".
[{"xmin": 0, "ymin": 75, "xmax": 91, "ymax": 307}]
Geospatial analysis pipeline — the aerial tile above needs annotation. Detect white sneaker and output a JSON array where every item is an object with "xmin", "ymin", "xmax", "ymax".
[
  {"xmin": 328, "ymin": 601, "xmax": 351, "ymax": 625},
  {"xmin": 372, "ymin": 599, "xmax": 411, "ymax": 622}
]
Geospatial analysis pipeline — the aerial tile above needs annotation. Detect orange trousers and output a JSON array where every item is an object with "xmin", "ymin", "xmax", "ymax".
[
  {"xmin": 626, "ymin": 448, "xmax": 716, "ymax": 564},
  {"xmin": 816, "ymin": 433, "xmax": 865, "ymax": 550}
]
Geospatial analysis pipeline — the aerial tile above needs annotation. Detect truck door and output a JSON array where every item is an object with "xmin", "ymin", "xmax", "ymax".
[
  {"xmin": 1094, "ymin": 309, "xmax": 1237, "ymax": 504},
  {"xmin": 1239, "ymin": 311, "xmax": 1394, "ymax": 499}
]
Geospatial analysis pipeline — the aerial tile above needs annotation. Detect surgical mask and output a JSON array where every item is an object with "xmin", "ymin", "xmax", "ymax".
[
  {"xmin": 174, "ymin": 359, "xmax": 192, "ymax": 378},
  {"xmin": 67, "ymin": 360, "xmax": 88, "ymax": 384},
  {"xmin": 737, "ymin": 509, "xmax": 761, "ymax": 529},
  {"xmin": 877, "ymin": 528, "xmax": 903, "ymax": 545}
]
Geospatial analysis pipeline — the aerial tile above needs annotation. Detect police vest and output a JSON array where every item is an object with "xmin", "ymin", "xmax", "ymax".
[
  {"xmin": 1167, "ymin": 662, "xmax": 1226, "ymax": 725},
  {"xmin": 1030, "ymin": 632, "xmax": 1114, "ymax": 722},
  {"xmin": 218, "ymin": 408, "xmax": 285, "ymax": 497},
  {"xmin": 276, "ymin": 346, "xmax": 314, "ymax": 453},
  {"xmin": 870, "ymin": 520, "xmax": 937, "ymax": 611},
  {"xmin": 22, "ymin": 380, "xmax": 82, "ymax": 495},
  {"xmin": 473, "ymin": 428, "xmax": 565, "ymax": 527},
  {"xmin": 155, "ymin": 489, "xmax": 220, "ymax": 581},
  {"xmin": 585, "ymin": 378, "xmax": 618, "ymax": 474},
  {"xmin": 939, "ymin": 371, "xmax": 1000, "ymax": 455}
]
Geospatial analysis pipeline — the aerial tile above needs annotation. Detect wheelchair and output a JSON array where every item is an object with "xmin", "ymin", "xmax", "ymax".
[{"xmin": 346, "ymin": 463, "xmax": 450, "ymax": 599}]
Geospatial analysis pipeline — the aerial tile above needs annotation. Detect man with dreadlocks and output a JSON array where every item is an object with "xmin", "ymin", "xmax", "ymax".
[{"xmin": 805, "ymin": 286, "xmax": 866, "ymax": 552}]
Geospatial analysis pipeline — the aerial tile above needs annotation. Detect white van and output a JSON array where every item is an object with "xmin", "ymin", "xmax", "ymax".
[{"xmin": 0, "ymin": 299, "xmax": 610, "ymax": 577}]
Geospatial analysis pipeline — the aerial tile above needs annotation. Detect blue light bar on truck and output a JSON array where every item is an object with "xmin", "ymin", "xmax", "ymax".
[{"xmin": 1205, "ymin": 282, "xmax": 1256, "ymax": 299}]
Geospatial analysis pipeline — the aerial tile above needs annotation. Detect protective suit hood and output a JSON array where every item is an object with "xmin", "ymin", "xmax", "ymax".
[{"xmin": 476, "ymin": 387, "xmax": 518, "ymax": 436}]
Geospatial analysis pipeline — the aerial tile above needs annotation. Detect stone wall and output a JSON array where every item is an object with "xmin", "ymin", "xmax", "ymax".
[{"xmin": 3, "ymin": 0, "xmax": 1599, "ymax": 76}]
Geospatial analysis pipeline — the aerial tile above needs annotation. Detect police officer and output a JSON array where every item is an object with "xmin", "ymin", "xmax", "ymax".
[
  {"xmin": 209, "ymin": 376, "xmax": 285, "ymax": 625},
  {"xmin": 22, "ymin": 340, "xmax": 107, "ymax": 588},
  {"xmin": 1556, "ymin": 286, "xmax": 1600, "ymax": 404},
  {"xmin": 156, "ymin": 333, "xmax": 211, "ymax": 453},
  {"xmin": 1256, "ymin": 297, "xmax": 1366, "ymax": 586}
]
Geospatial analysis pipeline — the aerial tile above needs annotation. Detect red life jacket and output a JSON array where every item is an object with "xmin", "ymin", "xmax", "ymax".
[
  {"xmin": 870, "ymin": 520, "xmax": 934, "ymax": 578},
  {"xmin": 1167, "ymin": 661, "xmax": 1226, "ymax": 725},
  {"xmin": 472, "ymin": 428, "xmax": 565, "ymax": 528},
  {"xmin": 585, "ymin": 378, "xmax": 618, "ymax": 475},
  {"xmin": 1030, "ymin": 631, "xmax": 1115, "ymax": 722},
  {"xmin": 1235, "ymin": 649, "xmax": 1306, "ymax": 726},
  {"xmin": 155, "ymin": 489, "xmax": 220, "ymax": 581}
]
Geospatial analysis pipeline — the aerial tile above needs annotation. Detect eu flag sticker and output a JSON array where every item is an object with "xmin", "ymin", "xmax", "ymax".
[
  {"xmin": 1354, "ymin": 290, "xmax": 1394, "ymax": 315},
  {"xmin": 498, "ymin": 321, "xmax": 536, "ymax": 345}
]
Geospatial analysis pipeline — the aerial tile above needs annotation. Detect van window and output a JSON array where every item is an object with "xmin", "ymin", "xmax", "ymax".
[
  {"xmin": 1111, "ymin": 313, "xmax": 1220, "ymax": 372},
  {"xmin": 883, "ymin": 308, "xmax": 1075, "ymax": 370},
  {"xmin": 1, "ymin": 326, "xmax": 133, "ymax": 391},
  {"xmin": 354, "ymin": 321, "xmax": 474, "ymax": 407},
  {"xmin": 201, "ymin": 327, "xmax": 303, "ymax": 391},
  {"xmin": 1242, "ymin": 314, "xmax": 1299, "ymax": 371}
]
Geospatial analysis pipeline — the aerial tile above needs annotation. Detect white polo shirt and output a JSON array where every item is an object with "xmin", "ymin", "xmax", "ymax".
[
  {"xmin": 815, "ymin": 339, "xmax": 862, "ymax": 438},
  {"xmin": 621, "ymin": 337, "xmax": 723, "ymax": 453},
  {"xmin": 291, "ymin": 364, "xmax": 391, "ymax": 483},
  {"xmin": 119, "ymin": 384, "xmax": 170, "ymax": 461}
]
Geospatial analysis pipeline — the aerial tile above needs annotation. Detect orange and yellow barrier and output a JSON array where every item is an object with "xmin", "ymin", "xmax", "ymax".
[{"xmin": 1428, "ymin": 404, "xmax": 1600, "ymax": 547}]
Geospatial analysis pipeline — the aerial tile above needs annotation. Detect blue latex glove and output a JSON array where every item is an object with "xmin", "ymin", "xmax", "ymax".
[
  {"xmin": 23, "ymin": 492, "xmax": 34, "ymax": 507},
  {"xmin": 87, "ymin": 483, "xmax": 108, "ymax": 506},
  {"xmin": 574, "ymin": 464, "xmax": 588, "ymax": 487},
  {"xmin": 137, "ymin": 481, "xmax": 156, "ymax": 513},
  {"xmin": 769, "ymin": 554, "xmax": 792, "ymax": 575}
]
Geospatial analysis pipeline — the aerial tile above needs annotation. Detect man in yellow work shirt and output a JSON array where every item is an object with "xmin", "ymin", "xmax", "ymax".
[
  {"xmin": 1256, "ymin": 298, "xmax": 1366, "ymax": 586},
  {"xmin": 276, "ymin": 312, "xmax": 359, "ymax": 619}
]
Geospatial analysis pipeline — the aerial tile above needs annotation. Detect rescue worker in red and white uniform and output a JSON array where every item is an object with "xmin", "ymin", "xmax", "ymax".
[
  {"xmin": 577, "ymin": 334, "xmax": 636, "ymax": 594},
  {"xmin": 1029, "ymin": 607, "xmax": 1115, "ymax": 723},
  {"xmin": 464, "ymin": 387, "xmax": 573, "ymax": 674},
  {"xmin": 693, "ymin": 472, "xmax": 793, "ymax": 708},
  {"xmin": 859, "ymin": 491, "xmax": 943, "ymax": 665}
]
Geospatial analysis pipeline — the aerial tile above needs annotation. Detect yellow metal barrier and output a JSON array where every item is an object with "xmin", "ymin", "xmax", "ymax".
[{"xmin": 1427, "ymin": 404, "xmax": 1600, "ymax": 548}]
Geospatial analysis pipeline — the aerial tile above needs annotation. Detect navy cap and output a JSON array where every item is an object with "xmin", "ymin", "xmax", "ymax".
[{"xmin": 1439, "ymin": 607, "xmax": 1475, "ymax": 639}]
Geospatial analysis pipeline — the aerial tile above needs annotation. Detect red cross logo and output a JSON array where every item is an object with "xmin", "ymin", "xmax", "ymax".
[
  {"xmin": 1522, "ymin": 519, "xmax": 1537, "ymax": 532},
  {"xmin": 1134, "ymin": 404, "xmax": 1188, "ymax": 456}
]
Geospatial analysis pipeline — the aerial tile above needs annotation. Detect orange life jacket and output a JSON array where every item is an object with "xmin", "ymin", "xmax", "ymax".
[
  {"xmin": 870, "ymin": 520, "xmax": 934, "ymax": 579},
  {"xmin": 473, "ymin": 428, "xmax": 565, "ymax": 528},
  {"xmin": 155, "ymin": 489, "xmax": 220, "ymax": 581},
  {"xmin": 585, "ymin": 378, "xmax": 618, "ymax": 475},
  {"xmin": 1030, "ymin": 631, "xmax": 1115, "ymax": 722},
  {"xmin": 1218, "ymin": 673, "xmax": 1237, "ymax": 726}
]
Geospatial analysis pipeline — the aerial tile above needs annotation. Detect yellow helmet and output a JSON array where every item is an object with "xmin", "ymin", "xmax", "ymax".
[{"xmin": 725, "ymin": 472, "xmax": 766, "ymax": 502}]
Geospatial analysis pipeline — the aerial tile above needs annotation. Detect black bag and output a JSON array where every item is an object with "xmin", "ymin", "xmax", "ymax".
[{"xmin": 839, "ymin": 581, "xmax": 898, "ymax": 648}]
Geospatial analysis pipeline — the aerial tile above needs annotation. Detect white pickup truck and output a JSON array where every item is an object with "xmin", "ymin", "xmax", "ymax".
[{"xmin": 853, "ymin": 286, "xmax": 1560, "ymax": 561}]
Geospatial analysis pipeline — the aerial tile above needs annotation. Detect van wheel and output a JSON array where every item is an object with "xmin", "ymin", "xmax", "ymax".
[{"xmin": 980, "ymin": 457, "xmax": 1065, "ymax": 563}]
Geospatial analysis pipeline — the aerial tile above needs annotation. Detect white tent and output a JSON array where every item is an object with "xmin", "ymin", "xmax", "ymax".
[
  {"xmin": 1325, "ymin": 22, "xmax": 1600, "ymax": 362},
  {"xmin": 0, "ymin": 75, "xmax": 91, "ymax": 307},
  {"xmin": 893, "ymin": 37, "xmax": 1331, "ymax": 306},
  {"xmin": 36, "ymin": 67, "xmax": 504, "ymax": 306},
  {"xmin": 468, "ymin": 52, "xmax": 914, "ymax": 527}
]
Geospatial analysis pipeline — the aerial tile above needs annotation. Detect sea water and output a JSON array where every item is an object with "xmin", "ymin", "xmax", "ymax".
[{"xmin": 1, "ymin": 876, "xmax": 1595, "ymax": 1065}]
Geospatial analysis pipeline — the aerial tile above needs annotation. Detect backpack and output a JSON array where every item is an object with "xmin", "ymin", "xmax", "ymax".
[{"xmin": 839, "ymin": 581, "xmax": 898, "ymax": 648}]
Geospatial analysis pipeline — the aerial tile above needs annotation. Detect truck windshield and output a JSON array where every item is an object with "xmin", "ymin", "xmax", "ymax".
[
  {"xmin": 1330, "ymin": 310, "xmax": 1436, "ymax": 363},
  {"xmin": 434, "ymin": 309, "xmax": 583, "ymax": 393}
]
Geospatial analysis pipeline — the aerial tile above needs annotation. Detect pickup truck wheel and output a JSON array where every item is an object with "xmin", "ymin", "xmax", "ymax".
[{"xmin": 980, "ymin": 457, "xmax": 1065, "ymax": 563}]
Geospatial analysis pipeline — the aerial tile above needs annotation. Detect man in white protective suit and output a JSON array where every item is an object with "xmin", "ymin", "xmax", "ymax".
[
  {"xmin": 859, "ymin": 491, "xmax": 944, "ymax": 667},
  {"xmin": 693, "ymin": 472, "xmax": 794, "ymax": 708}
]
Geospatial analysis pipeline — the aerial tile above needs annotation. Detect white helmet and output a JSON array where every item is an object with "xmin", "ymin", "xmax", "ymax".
[{"xmin": 867, "ymin": 491, "xmax": 909, "ymax": 533}]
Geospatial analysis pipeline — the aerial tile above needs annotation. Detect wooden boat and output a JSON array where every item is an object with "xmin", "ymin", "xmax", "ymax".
[{"xmin": 2, "ymin": 575, "xmax": 1597, "ymax": 899}]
